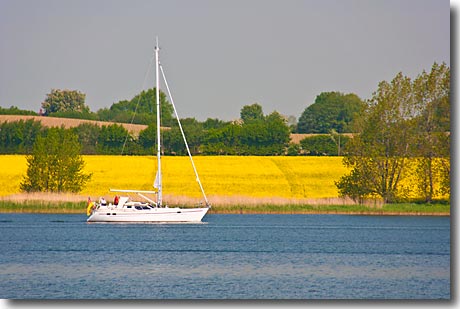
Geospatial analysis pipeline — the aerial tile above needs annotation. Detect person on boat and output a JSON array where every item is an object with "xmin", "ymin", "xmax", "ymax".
[
  {"xmin": 86, "ymin": 197, "xmax": 95, "ymax": 216},
  {"xmin": 99, "ymin": 197, "xmax": 107, "ymax": 206},
  {"xmin": 114, "ymin": 195, "xmax": 119, "ymax": 206}
]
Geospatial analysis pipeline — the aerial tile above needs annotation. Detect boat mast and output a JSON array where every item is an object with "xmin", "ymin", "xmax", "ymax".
[{"xmin": 155, "ymin": 37, "xmax": 162, "ymax": 206}]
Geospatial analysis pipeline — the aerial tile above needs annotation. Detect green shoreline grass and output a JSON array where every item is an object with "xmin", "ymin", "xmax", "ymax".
[{"xmin": 0, "ymin": 201, "xmax": 450, "ymax": 216}]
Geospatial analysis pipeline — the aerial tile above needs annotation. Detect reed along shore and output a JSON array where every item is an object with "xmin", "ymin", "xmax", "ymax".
[{"xmin": 0, "ymin": 200, "xmax": 450, "ymax": 216}]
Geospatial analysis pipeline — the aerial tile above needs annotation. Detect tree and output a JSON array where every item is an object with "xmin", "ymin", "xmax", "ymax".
[
  {"xmin": 300, "ymin": 134, "xmax": 350, "ymax": 156},
  {"xmin": 336, "ymin": 73, "xmax": 415, "ymax": 203},
  {"xmin": 96, "ymin": 124, "xmax": 131, "ymax": 154},
  {"xmin": 239, "ymin": 120, "xmax": 268, "ymax": 154},
  {"xmin": 240, "ymin": 103, "xmax": 264, "ymax": 123},
  {"xmin": 162, "ymin": 118, "xmax": 204, "ymax": 155},
  {"xmin": 0, "ymin": 120, "xmax": 43, "ymax": 154},
  {"xmin": 0, "ymin": 106, "xmax": 37, "ymax": 115},
  {"xmin": 176, "ymin": 118, "xmax": 205, "ymax": 155},
  {"xmin": 20, "ymin": 128, "xmax": 91, "ymax": 193},
  {"xmin": 238, "ymin": 111, "xmax": 290, "ymax": 155},
  {"xmin": 41, "ymin": 89, "xmax": 88, "ymax": 116},
  {"xmin": 49, "ymin": 110, "xmax": 98, "ymax": 120},
  {"xmin": 138, "ymin": 124, "xmax": 157, "ymax": 152},
  {"xmin": 286, "ymin": 143, "xmax": 301, "ymax": 156},
  {"xmin": 201, "ymin": 106, "xmax": 290, "ymax": 155},
  {"xmin": 202, "ymin": 118, "xmax": 228, "ymax": 130},
  {"xmin": 411, "ymin": 62, "xmax": 450, "ymax": 202},
  {"xmin": 98, "ymin": 88, "xmax": 174, "ymax": 126},
  {"xmin": 73, "ymin": 123, "xmax": 101, "ymax": 155},
  {"xmin": 336, "ymin": 64, "xmax": 450, "ymax": 203},
  {"xmin": 297, "ymin": 92, "xmax": 364, "ymax": 133},
  {"xmin": 264, "ymin": 111, "xmax": 291, "ymax": 154},
  {"xmin": 202, "ymin": 124, "xmax": 242, "ymax": 155}
]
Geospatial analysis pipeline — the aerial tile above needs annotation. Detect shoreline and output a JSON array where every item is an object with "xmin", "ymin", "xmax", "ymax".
[
  {"xmin": 0, "ymin": 193, "xmax": 450, "ymax": 217},
  {"xmin": 0, "ymin": 211, "xmax": 450, "ymax": 216},
  {"xmin": 209, "ymin": 210, "xmax": 450, "ymax": 216},
  {"xmin": 0, "ymin": 205, "xmax": 450, "ymax": 217}
]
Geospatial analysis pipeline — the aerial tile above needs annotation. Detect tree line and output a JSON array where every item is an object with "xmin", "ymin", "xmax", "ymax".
[
  {"xmin": 1, "ymin": 87, "xmax": 366, "ymax": 156},
  {"xmin": 0, "ymin": 104, "xmax": 294, "ymax": 156},
  {"xmin": 2, "ymin": 84, "xmax": 368, "ymax": 135}
]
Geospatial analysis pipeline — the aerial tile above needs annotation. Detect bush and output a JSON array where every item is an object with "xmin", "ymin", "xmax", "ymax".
[
  {"xmin": 20, "ymin": 128, "xmax": 91, "ymax": 193},
  {"xmin": 300, "ymin": 135, "xmax": 349, "ymax": 156}
]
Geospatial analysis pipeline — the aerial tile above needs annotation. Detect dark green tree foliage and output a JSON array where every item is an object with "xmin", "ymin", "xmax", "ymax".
[
  {"xmin": 240, "ymin": 120, "xmax": 272, "ymax": 154},
  {"xmin": 96, "ymin": 124, "xmax": 131, "ymax": 154},
  {"xmin": 49, "ymin": 110, "xmax": 99, "ymax": 120},
  {"xmin": 202, "ymin": 124, "xmax": 242, "ymax": 155},
  {"xmin": 20, "ymin": 128, "xmax": 91, "ymax": 193},
  {"xmin": 300, "ymin": 136, "xmax": 334, "ymax": 156},
  {"xmin": 286, "ymin": 143, "xmax": 301, "ymax": 156},
  {"xmin": 0, "ymin": 120, "xmax": 43, "ymax": 153},
  {"xmin": 0, "ymin": 106, "xmax": 37, "ymax": 115},
  {"xmin": 300, "ymin": 135, "xmax": 350, "ymax": 156},
  {"xmin": 138, "ymin": 124, "xmax": 156, "ymax": 152},
  {"xmin": 72, "ymin": 123, "xmax": 101, "ymax": 155},
  {"xmin": 297, "ymin": 92, "xmax": 364, "ymax": 133},
  {"xmin": 202, "ymin": 118, "xmax": 229, "ymax": 130},
  {"xmin": 240, "ymin": 103, "xmax": 264, "ymax": 123},
  {"xmin": 141, "ymin": 117, "xmax": 231, "ymax": 155},
  {"xmin": 97, "ymin": 88, "xmax": 174, "ymax": 126},
  {"xmin": 335, "ymin": 161, "xmax": 374, "ymax": 204},
  {"xmin": 41, "ymin": 89, "xmax": 89, "ymax": 116},
  {"xmin": 163, "ymin": 118, "xmax": 205, "ymax": 155},
  {"xmin": 162, "ymin": 127, "xmax": 184, "ymax": 155},
  {"xmin": 261, "ymin": 111, "xmax": 290, "ymax": 155},
  {"xmin": 140, "ymin": 118, "xmax": 206, "ymax": 155},
  {"xmin": 202, "ymin": 107, "xmax": 290, "ymax": 155}
]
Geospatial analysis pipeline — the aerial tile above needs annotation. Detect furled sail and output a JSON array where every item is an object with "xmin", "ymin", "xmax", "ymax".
[{"xmin": 153, "ymin": 171, "xmax": 160, "ymax": 189}]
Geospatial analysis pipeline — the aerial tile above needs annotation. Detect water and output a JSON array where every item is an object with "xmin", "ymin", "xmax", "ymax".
[{"xmin": 0, "ymin": 214, "xmax": 450, "ymax": 299}]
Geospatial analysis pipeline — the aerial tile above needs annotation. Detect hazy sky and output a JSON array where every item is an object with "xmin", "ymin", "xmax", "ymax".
[{"xmin": 0, "ymin": 0, "xmax": 451, "ymax": 121}]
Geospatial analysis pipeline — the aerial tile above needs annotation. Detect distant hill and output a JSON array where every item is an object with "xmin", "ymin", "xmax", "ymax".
[{"xmin": 0, "ymin": 115, "xmax": 148, "ymax": 137}]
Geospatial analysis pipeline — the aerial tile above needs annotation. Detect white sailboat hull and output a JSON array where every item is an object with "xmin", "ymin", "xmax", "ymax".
[{"xmin": 87, "ymin": 206, "xmax": 209, "ymax": 223}]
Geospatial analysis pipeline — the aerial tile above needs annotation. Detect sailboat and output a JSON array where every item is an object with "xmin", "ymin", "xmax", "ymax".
[{"xmin": 87, "ymin": 40, "xmax": 210, "ymax": 223}]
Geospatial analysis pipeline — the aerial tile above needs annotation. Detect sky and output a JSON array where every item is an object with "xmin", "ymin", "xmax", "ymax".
[{"xmin": 0, "ymin": 0, "xmax": 451, "ymax": 121}]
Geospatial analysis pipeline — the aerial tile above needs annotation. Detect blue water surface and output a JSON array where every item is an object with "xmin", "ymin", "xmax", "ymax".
[{"xmin": 0, "ymin": 214, "xmax": 450, "ymax": 299}]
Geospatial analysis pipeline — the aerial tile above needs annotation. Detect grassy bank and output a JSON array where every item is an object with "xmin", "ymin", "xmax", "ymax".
[
  {"xmin": 208, "ymin": 203, "xmax": 450, "ymax": 216},
  {"xmin": 0, "ymin": 200, "xmax": 449, "ymax": 216},
  {"xmin": 0, "ymin": 200, "xmax": 87, "ymax": 214}
]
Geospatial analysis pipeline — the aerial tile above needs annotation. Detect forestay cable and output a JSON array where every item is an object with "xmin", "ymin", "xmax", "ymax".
[{"xmin": 159, "ymin": 63, "xmax": 210, "ymax": 207}]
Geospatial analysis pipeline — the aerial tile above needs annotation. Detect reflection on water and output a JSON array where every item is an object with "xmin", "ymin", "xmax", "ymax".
[{"xmin": 0, "ymin": 214, "xmax": 450, "ymax": 299}]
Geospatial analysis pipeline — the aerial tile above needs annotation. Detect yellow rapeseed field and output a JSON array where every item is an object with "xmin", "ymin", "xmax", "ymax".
[
  {"xmin": 1, "ymin": 155, "xmax": 448, "ymax": 204},
  {"xmin": 0, "ymin": 155, "xmax": 348, "ymax": 201},
  {"xmin": 0, "ymin": 155, "xmax": 28, "ymax": 197}
]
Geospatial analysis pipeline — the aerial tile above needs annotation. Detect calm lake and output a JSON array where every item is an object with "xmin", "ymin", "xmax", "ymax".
[{"xmin": 0, "ymin": 213, "xmax": 450, "ymax": 299}]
